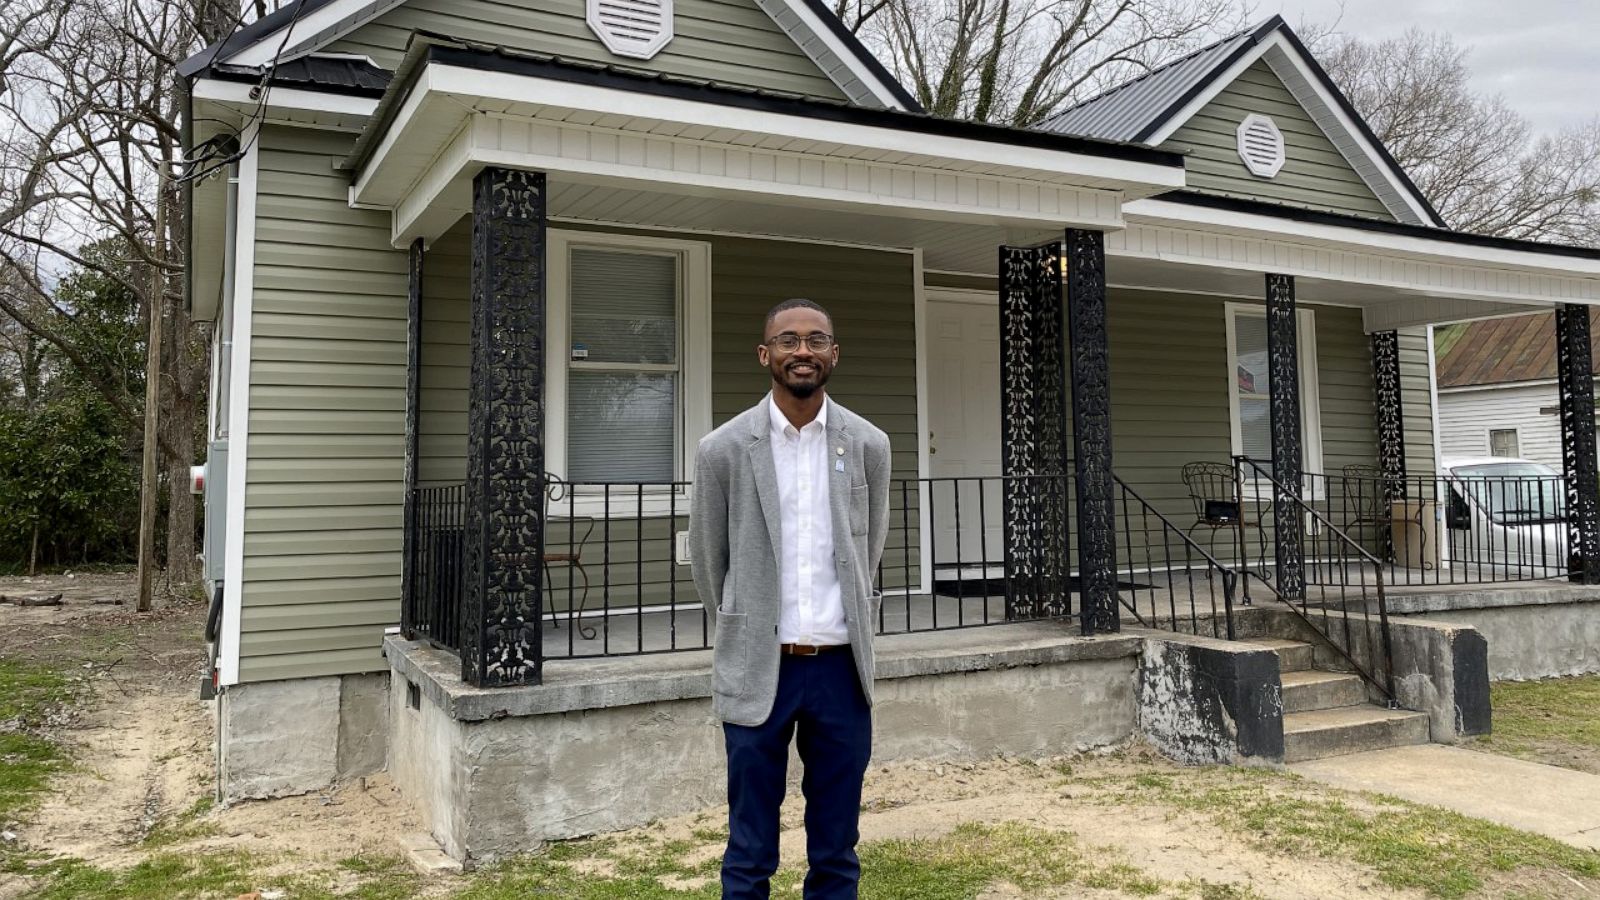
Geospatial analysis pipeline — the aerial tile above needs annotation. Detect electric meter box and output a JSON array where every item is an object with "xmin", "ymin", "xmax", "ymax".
[{"xmin": 202, "ymin": 440, "xmax": 228, "ymax": 584}]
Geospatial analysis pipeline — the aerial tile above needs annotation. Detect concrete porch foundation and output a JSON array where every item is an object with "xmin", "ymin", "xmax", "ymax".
[{"xmin": 386, "ymin": 624, "xmax": 1142, "ymax": 863}]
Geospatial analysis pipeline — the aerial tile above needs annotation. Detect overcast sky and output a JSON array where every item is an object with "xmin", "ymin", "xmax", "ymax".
[{"xmin": 1268, "ymin": 0, "xmax": 1600, "ymax": 135}]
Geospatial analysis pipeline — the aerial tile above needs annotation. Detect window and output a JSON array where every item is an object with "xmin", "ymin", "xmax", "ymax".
[
  {"xmin": 545, "ymin": 231, "xmax": 711, "ymax": 499},
  {"xmin": 1489, "ymin": 428, "xmax": 1520, "ymax": 459},
  {"xmin": 1226, "ymin": 303, "xmax": 1323, "ymax": 481}
]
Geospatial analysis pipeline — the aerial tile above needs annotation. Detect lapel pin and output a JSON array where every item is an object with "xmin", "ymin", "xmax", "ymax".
[
  {"xmin": 836, "ymin": 446, "xmax": 845, "ymax": 456},
  {"xmin": 835, "ymin": 459, "xmax": 845, "ymax": 472}
]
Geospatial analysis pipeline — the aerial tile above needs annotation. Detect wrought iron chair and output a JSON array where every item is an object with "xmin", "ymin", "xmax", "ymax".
[
  {"xmin": 543, "ymin": 473, "xmax": 597, "ymax": 639},
  {"xmin": 1339, "ymin": 464, "xmax": 1391, "ymax": 548},
  {"xmin": 1181, "ymin": 461, "xmax": 1261, "ymax": 571}
]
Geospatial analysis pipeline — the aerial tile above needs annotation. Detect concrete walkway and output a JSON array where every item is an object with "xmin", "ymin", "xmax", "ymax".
[{"xmin": 1292, "ymin": 744, "xmax": 1600, "ymax": 850}]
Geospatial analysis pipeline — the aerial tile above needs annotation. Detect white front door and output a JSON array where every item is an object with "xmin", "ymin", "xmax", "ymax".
[{"xmin": 926, "ymin": 291, "xmax": 1004, "ymax": 571}]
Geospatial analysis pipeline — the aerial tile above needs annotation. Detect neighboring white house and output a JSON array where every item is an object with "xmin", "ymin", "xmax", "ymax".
[{"xmin": 1436, "ymin": 310, "xmax": 1600, "ymax": 468}]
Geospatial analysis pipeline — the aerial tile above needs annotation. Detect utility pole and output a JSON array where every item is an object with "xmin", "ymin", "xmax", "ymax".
[{"xmin": 136, "ymin": 169, "xmax": 167, "ymax": 613}]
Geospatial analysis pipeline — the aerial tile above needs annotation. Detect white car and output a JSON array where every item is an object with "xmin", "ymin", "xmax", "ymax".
[{"xmin": 1440, "ymin": 457, "xmax": 1568, "ymax": 578}]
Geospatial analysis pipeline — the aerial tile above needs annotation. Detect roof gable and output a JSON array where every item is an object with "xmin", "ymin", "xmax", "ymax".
[
  {"xmin": 180, "ymin": 0, "xmax": 915, "ymax": 110},
  {"xmin": 1164, "ymin": 59, "xmax": 1394, "ymax": 220},
  {"xmin": 1040, "ymin": 16, "xmax": 1443, "ymax": 227}
]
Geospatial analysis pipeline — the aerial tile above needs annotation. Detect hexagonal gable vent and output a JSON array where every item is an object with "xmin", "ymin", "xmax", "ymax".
[
  {"xmin": 587, "ymin": 0, "xmax": 674, "ymax": 60},
  {"xmin": 1236, "ymin": 114, "xmax": 1286, "ymax": 178}
]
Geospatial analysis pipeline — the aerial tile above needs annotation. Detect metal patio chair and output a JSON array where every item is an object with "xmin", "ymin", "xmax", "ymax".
[
  {"xmin": 1181, "ymin": 461, "xmax": 1263, "ymax": 571},
  {"xmin": 543, "ymin": 473, "xmax": 597, "ymax": 639}
]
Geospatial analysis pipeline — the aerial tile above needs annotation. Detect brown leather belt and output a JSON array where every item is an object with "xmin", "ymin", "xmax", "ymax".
[{"xmin": 780, "ymin": 643, "xmax": 849, "ymax": 656}]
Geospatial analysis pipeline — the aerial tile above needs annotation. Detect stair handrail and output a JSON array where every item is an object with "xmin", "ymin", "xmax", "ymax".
[
  {"xmin": 1233, "ymin": 456, "xmax": 1399, "ymax": 705},
  {"xmin": 1111, "ymin": 472, "xmax": 1241, "ymax": 641}
]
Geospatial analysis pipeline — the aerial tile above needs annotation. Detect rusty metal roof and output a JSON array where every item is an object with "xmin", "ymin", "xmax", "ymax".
[{"xmin": 1435, "ymin": 309, "xmax": 1600, "ymax": 388}]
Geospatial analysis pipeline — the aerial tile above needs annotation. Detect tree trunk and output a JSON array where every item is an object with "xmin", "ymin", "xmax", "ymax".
[{"xmin": 163, "ymin": 299, "xmax": 199, "ymax": 586}]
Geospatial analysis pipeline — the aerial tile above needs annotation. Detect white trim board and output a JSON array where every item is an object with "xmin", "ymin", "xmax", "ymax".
[
  {"xmin": 190, "ymin": 76, "xmax": 379, "ymax": 119},
  {"xmin": 543, "ymin": 229, "xmax": 712, "ymax": 518},
  {"xmin": 1224, "ymin": 301, "xmax": 1324, "ymax": 478},
  {"xmin": 219, "ymin": 125, "xmax": 260, "ymax": 688},
  {"xmin": 370, "ymin": 97, "xmax": 1153, "ymax": 248}
]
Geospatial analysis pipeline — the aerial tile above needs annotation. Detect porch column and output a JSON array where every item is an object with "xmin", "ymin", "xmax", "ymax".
[
  {"xmin": 462, "ymin": 167, "xmax": 548, "ymax": 687},
  {"xmin": 1555, "ymin": 304, "xmax": 1600, "ymax": 584},
  {"xmin": 401, "ymin": 238, "xmax": 424, "ymax": 637},
  {"xmin": 1265, "ymin": 274, "xmax": 1305, "ymax": 599},
  {"xmin": 1369, "ymin": 330, "xmax": 1406, "ymax": 562},
  {"xmin": 1065, "ymin": 228, "xmax": 1118, "ymax": 635},
  {"xmin": 998, "ymin": 242, "xmax": 1071, "ymax": 622}
]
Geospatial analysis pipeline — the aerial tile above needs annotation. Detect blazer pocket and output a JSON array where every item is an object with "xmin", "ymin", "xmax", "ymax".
[
  {"xmin": 711, "ymin": 609, "xmax": 749, "ymax": 698},
  {"xmin": 849, "ymin": 483, "xmax": 869, "ymax": 535}
]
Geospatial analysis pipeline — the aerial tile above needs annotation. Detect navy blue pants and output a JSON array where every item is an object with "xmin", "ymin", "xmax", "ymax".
[{"xmin": 721, "ymin": 650, "xmax": 872, "ymax": 900}]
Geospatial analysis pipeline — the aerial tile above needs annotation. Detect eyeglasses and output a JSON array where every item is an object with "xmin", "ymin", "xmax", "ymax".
[{"xmin": 765, "ymin": 332, "xmax": 835, "ymax": 353}]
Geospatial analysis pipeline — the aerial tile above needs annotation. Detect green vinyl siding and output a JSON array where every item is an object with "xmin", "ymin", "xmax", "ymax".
[
  {"xmin": 415, "ymin": 221, "xmax": 922, "ymax": 612},
  {"xmin": 1162, "ymin": 61, "xmax": 1395, "ymax": 221},
  {"xmin": 240, "ymin": 126, "xmax": 408, "ymax": 683},
  {"xmin": 327, "ymin": 0, "xmax": 849, "ymax": 100}
]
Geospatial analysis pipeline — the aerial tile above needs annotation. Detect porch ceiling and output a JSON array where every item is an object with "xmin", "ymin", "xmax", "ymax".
[{"xmin": 346, "ymin": 43, "xmax": 1186, "ymax": 251}]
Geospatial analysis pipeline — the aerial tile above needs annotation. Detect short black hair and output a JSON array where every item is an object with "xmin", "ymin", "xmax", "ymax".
[{"xmin": 764, "ymin": 298, "xmax": 833, "ymax": 336}]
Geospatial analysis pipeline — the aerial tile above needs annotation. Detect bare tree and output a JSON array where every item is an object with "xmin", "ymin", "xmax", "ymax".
[
  {"xmin": 0, "ymin": 0, "xmax": 250, "ymax": 587},
  {"xmin": 836, "ymin": 0, "xmax": 1247, "ymax": 126},
  {"xmin": 1320, "ymin": 28, "xmax": 1600, "ymax": 245}
]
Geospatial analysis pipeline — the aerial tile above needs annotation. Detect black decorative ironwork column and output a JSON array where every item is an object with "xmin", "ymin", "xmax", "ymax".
[
  {"xmin": 998, "ymin": 242, "xmax": 1071, "ymax": 622},
  {"xmin": 1555, "ymin": 305, "xmax": 1600, "ymax": 584},
  {"xmin": 1065, "ymin": 228, "xmax": 1118, "ymax": 635},
  {"xmin": 401, "ymin": 239, "xmax": 424, "ymax": 637},
  {"xmin": 462, "ymin": 167, "xmax": 547, "ymax": 687},
  {"xmin": 1265, "ymin": 274, "xmax": 1305, "ymax": 600},
  {"xmin": 1369, "ymin": 330, "xmax": 1407, "ymax": 561}
]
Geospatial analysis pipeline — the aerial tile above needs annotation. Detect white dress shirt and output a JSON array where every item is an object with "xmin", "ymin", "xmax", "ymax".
[{"xmin": 769, "ymin": 395, "xmax": 848, "ymax": 646}]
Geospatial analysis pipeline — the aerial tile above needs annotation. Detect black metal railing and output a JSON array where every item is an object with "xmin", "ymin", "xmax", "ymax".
[
  {"xmin": 873, "ymin": 474, "xmax": 1076, "ymax": 634},
  {"xmin": 407, "ymin": 483, "xmax": 465, "ymax": 653},
  {"xmin": 1309, "ymin": 469, "xmax": 1570, "ymax": 586},
  {"xmin": 1113, "ymin": 474, "xmax": 1239, "ymax": 640},
  {"xmin": 403, "ymin": 474, "xmax": 1089, "ymax": 665},
  {"xmin": 1235, "ymin": 457, "xmax": 1397, "ymax": 703}
]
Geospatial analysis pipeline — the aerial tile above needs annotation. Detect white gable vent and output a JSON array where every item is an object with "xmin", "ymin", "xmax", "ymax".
[
  {"xmin": 1236, "ymin": 114, "xmax": 1286, "ymax": 178},
  {"xmin": 587, "ymin": 0, "xmax": 674, "ymax": 60}
]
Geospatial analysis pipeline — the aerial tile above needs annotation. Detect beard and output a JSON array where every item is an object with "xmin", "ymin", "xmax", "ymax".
[{"xmin": 773, "ymin": 359, "xmax": 830, "ymax": 399}]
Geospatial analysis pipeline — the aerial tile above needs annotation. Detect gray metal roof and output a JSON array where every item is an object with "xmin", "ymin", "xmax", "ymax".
[{"xmin": 1038, "ymin": 18, "xmax": 1275, "ymax": 143}]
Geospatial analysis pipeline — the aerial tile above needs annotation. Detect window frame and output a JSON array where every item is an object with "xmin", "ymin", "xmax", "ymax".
[
  {"xmin": 1488, "ymin": 427, "xmax": 1520, "ymax": 459},
  {"xmin": 545, "ymin": 230, "xmax": 712, "ymax": 517},
  {"xmin": 1224, "ymin": 302, "xmax": 1325, "ymax": 492}
]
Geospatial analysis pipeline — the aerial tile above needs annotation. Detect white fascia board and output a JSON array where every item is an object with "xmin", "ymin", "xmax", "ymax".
[
  {"xmin": 219, "ymin": 125, "xmax": 261, "ymax": 688},
  {"xmin": 766, "ymin": 0, "xmax": 906, "ymax": 110},
  {"xmin": 225, "ymin": 0, "xmax": 380, "ymax": 68},
  {"xmin": 363, "ymin": 64, "xmax": 1184, "ymax": 199},
  {"xmin": 1142, "ymin": 31, "xmax": 1433, "ymax": 228},
  {"xmin": 1124, "ymin": 198, "xmax": 1600, "ymax": 279},
  {"xmin": 1258, "ymin": 42, "xmax": 1436, "ymax": 227},
  {"xmin": 1439, "ymin": 378, "xmax": 1559, "ymax": 395},
  {"xmin": 191, "ymin": 76, "xmax": 379, "ymax": 118}
]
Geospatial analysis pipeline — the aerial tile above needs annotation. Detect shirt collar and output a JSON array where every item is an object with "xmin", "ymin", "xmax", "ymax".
[{"xmin": 768, "ymin": 392, "xmax": 828, "ymax": 438}]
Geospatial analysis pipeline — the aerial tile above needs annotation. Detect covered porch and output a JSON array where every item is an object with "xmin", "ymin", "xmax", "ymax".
[{"xmin": 347, "ymin": 36, "xmax": 1600, "ymax": 707}]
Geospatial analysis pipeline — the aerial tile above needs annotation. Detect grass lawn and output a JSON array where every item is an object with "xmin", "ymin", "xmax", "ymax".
[
  {"xmin": 0, "ymin": 660, "xmax": 75, "ymax": 823},
  {"xmin": 6, "ymin": 639, "xmax": 1600, "ymax": 899},
  {"xmin": 1475, "ymin": 675, "xmax": 1600, "ymax": 774}
]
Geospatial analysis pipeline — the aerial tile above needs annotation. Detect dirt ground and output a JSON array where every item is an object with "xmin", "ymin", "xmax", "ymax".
[{"xmin": 2, "ymin": 570, "xmax": 1596, "ymax": 899}]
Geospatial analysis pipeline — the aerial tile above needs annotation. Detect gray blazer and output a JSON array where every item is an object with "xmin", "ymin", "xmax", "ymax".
[{"xmin": 689, "ymin": 395, "xmax": 892, "ymax": 726}]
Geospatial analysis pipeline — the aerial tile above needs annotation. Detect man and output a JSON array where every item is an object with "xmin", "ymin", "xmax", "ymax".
[{"xmin": 690, "ymin": 297, "xmax": 892, "ymax": 899}]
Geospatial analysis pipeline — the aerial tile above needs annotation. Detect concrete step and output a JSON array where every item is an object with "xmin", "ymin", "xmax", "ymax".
[
  {"xmin": 1242, "ymin": 638, "xmax": 1315, "ymax": 673},
  {"xmin": 1283, "ymin": 705, "xmax": 1430, "ymax": 763},
  {"xmin": 1280, "ymin": 670, "xmax": 1368, "ymax": 714}
]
